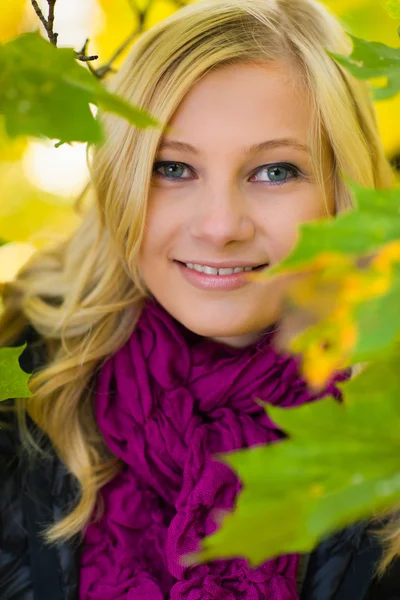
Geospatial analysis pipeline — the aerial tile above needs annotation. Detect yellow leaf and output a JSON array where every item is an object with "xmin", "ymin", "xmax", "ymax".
[{"xmin": 277, "ymin": 239, "xmax": 400, "ymax": 389}]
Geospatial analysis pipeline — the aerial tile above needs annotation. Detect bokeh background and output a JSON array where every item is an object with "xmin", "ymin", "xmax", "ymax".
[{"xmin": 1, "ymin": 0, "xmax": 399, "ymax": 282}]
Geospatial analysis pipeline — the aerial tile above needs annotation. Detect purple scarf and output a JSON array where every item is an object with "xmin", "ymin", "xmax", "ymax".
[{"xmin": 79, "ymin": 298, "xmax": 345, "ymax": 599}]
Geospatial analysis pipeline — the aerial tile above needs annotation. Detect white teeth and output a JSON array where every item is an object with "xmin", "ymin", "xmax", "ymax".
[
  {"xmin": 184, "ymin": 263, "xmax": 256, "ymax": 275},
  {"xmin": 203, "ymin": 266, "xmax": 219, "ymax": 275},
  {"xmin": 218, "ymin": 268, "xmax": 235, "ymax": 275}
]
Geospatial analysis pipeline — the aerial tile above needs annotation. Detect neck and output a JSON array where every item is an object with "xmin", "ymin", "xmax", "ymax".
[
  {"xmin": 209, "ymin": 322, "xmax": 280, "ymax": 349},
  {"xmin": 210, "ymin": 331, "xmax": 263, "ymax": 348}
]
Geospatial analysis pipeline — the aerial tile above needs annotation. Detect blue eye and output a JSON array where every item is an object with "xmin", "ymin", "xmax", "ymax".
[
  {"xmin": 152, "ymin": 161, "xmax": 301, "ymax": 185},
  {"xmin": 252, "ymin": 163, "xmax": 300, "ymax": 185},
  {"xmin": 152, "ymin": 162, "xmax": 193, "ymax": 180}
]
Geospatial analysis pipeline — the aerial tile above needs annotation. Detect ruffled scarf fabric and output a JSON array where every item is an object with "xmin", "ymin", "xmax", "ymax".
[{"xmin": 79, "ymin": 298, "xmax": 346, "ymax": 599}]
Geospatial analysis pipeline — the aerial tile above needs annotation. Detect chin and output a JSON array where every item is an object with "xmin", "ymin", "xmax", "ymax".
[
  {"xmin": 176, "ymin": 312, "xmax": 271, "ymax": 344},
  {"xmin": 148, "ymin": 292, "xmax": 281, "ymax": 344}
]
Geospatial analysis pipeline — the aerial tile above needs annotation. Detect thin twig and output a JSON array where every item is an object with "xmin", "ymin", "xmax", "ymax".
[
  {"xmin": 95, "ymin": 29, "xmax": 138, "ymax": 78},
  {"xmin": 47, "ymin": 0, "xmax": 58, "ymax": 45},
  {"xmin": 93, "ymin": 7, "xmax": 146, "ymax": 79},
  {"xmin": 86, "ymin": 61, "xmax": 101, "ymax": 77},
  {"xmin": 30, "ymin": 0, "xmax": 151, "ymax": 79},
  {"xmin": 80, "ymin": 38, "xmax": 89, "ymax": 56},
  {"xmin": 75, "ymin": 39, "xmax": 99, "ymax": 64},
  {"xmin": 76, "ymin": 52, "xmax": 99, "ymax": 62},
  {"xmin": 30, "ymin": 0, "xmax": 58, "ymax": 45},
  {"xmin": 30, "ymin": 0, "xmax": 49, "ymax": 32}
]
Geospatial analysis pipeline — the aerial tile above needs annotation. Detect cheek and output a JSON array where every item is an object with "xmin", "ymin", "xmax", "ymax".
[
  {"xmin": 263, "ymin": 188, "xmax": 327, "ymax": 262},
  {"xmin": 138, "ymin": 212, "xmax": 161, "ymax": 273},
  {"xmin": 138, "ymin": 194, "xmax": 181, "ymax": 269},
  {"xmin": 142, "ymin": 195, "xmax": 168, "ymax": 247}
]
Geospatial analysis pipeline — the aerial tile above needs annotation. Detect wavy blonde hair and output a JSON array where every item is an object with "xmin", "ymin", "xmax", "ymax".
[{"xmin": 0, "ymin": 0, "xmax": 394, "ymax": 552}]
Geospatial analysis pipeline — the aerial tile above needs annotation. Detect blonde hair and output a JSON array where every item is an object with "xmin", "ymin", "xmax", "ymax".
[{"xmin": 0, "ymin": 0, "xmax": 394, "ymax": 549}]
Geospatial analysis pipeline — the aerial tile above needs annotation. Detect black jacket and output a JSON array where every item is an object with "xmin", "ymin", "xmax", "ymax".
[{"xmin": 1, "ymin": 326, "xmax": 400, "ymax": 600}]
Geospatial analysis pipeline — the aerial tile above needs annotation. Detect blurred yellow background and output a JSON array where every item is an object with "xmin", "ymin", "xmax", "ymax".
[{"xmin": 1, "ymin": 0, "xmax": 399, "ymax": 281}]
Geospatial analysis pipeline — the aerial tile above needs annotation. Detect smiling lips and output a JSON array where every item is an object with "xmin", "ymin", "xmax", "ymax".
[{"xmin": 175, "ymin": 260, "xmax": 269, "ymax": 291}]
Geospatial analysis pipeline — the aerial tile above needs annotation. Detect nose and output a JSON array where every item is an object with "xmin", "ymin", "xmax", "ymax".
[{"xmin": 189, "ymin": 183, "xmax": 255, "ymax": 248}]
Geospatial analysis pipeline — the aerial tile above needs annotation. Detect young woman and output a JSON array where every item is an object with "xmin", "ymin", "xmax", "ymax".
[{"xmin": 0, "ymin": 0, "xmax": 397, "ymax": 598}]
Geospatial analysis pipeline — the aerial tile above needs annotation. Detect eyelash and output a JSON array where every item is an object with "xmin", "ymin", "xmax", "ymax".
[{"xmin": 152, "ymin": 161, "xmax": 303, "ymax": 187}]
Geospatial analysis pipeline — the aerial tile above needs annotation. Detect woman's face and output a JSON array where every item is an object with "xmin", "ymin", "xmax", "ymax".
[{"xmin": 138, "ymin": 61, "xmax": 334, "ymax": 347}]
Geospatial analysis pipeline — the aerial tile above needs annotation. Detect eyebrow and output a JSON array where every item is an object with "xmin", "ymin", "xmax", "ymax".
[{"xmin": 157, "ymin": 137, "xmax": 310, "ymax": 156}]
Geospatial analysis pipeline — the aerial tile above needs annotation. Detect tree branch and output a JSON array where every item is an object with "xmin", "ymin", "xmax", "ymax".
[
  {"xmin": 30, "ymin": 0, "xmax": 148, "ymax": 79},
  {"xmin": 76, "ymin": 38, "xmax": 99, "ymax": 63},
  {"xmin": 30, "ymin": 0, "xmax": 49, "ymax": 32},
  {"xmin": 30, "ymin": 0, "xmax": 58, "ymax": 45},
  {"xmin": 46, "ymin": 0, "xmax": 58, "ymax": 45},
  {"xmin": 93, "ymin": 7, "xmax": 147, "ymax": 79},
  {"xmin": 30, "ymin": 0, "xmax": 189, "ymax": 74},
  {"xmin": 29, "ymin": 0, "xmax": 189, "ymax": 80},
  {"xmin": 94, "ymin": 27, "xmax": 139, "ymax": 79}
]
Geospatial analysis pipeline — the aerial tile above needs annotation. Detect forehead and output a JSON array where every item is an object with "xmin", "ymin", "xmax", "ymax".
[{"xmin": 164, "ymin": 61, "xmax": 312, "ymax": 150}]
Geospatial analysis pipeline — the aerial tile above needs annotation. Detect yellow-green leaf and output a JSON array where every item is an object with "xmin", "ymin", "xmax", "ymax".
[
  {"xmin": 187, "ymin": 353, "xmax": 400, "ymax": 566},
  {"xmin": 381, "ymin": 0, "xmax": 400, "ymax": 20},
  {"xmin": 329, "ymin": 34, "xmax": 400, "ymax": 100},
  {"xmin": 0, "ymin": 32, "xmax": 160, "ymax": 143},
  {"xmin": 0, "ymin": 344, "xmax": 32, "ymax": 401}
]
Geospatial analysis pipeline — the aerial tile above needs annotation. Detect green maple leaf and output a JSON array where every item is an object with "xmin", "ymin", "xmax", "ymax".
[
  {"xmin": 351, "ymin": 263, "xmax": 400, "ymax": 361},
  {"xmin": 188, "ymin": 352, "xmax": 400, "ymax": 566},
  {"xmin": 0, "ymin": 32, "xmax": 159, "ymax": 143},
  {"xmin": 329, "ymin": 34, "xmax": 400, "ymax": 100},
  {"xmin": 278, "ymin": 260, "xmax": 400, "ymax": 367},
  {"xmin": 262, "ymin": 184, "xmax": 400, "ymax": 366},
  {"xmin": 0, "ymin": 344, "xmax": 32, "ymax": 402},
  {"xmin": 269, "ymin": 184, "xmax": 400, "ymax": 274}
]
